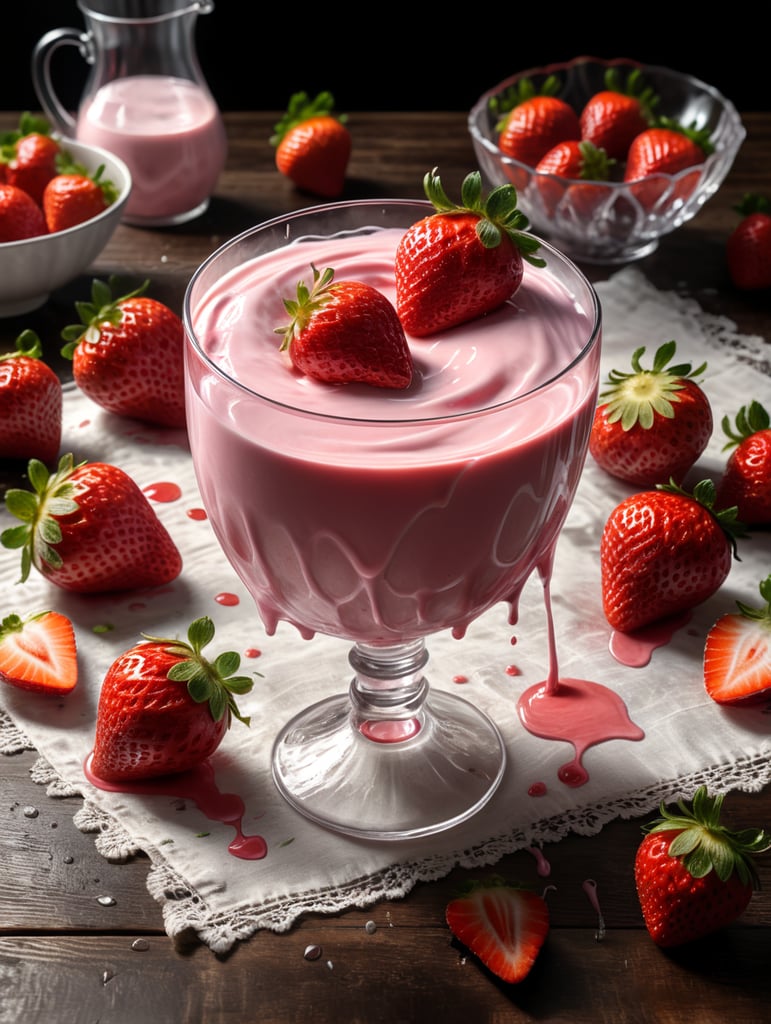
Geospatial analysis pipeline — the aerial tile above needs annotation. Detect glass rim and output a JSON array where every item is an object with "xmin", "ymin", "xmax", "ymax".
[{"xmin": 183, "ymin": 197, "xmax": 603, "ymax": 426}]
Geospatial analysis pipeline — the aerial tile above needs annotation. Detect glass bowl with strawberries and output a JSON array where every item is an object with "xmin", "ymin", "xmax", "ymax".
[
  {"xmin": 468, "ymin": 57, "xmax": 745, "ymax": 264},
  {"xmin": 0, "ymin": 128, "xmax": 131, "ymax": 317}
]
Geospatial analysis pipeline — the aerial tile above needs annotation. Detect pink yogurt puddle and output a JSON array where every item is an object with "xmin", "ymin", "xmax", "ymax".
[
  {"xmin": 359, "ymin": 718, "xmax": 421, "ymax": 742},
  {"xmin": 609, "ymin": 611, "xmax": 692, "ymax": 667},
  {"xmin": 83, "ymin": 754, "xmax": 267, "ymax": 860},
  {"xmin": 517, "ymin": 560, "xmax": 645, "ymax": 787}
]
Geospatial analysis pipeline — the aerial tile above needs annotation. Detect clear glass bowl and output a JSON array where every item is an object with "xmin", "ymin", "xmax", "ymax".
[{"xmin": 468, "ymin": 57, "xmax": 746, "ymax": 264}]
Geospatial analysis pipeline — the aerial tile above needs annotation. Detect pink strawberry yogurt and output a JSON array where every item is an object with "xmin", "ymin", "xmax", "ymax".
[
  {"xmin": 185, "ymin": 207, "xmax": 601, "ymax": 645},
  {"xmin": 76, "ymin": 75, "xmax": 227, "ymax": 224}
]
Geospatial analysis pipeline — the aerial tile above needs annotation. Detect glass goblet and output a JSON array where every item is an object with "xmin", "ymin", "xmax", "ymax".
[{"xmin": 183, "ymin": 199, "xmax": 601, "ymax": 840}]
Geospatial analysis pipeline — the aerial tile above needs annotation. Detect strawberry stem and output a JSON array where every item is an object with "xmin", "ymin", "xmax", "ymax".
[
  {"xmin": 141, "ymin": 616, "xmax": 255, "ymax": 727},
  {"xmin": 642, "ymin": 786, "xmax": 771, "ymax": 886},
  {"xmin": 423, "ymin": 168, "xmax": 545, "ymax": 267}
]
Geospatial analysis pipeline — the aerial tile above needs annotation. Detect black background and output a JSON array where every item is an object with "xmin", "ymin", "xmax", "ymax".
[{"xmin": 1, "ymin": 5, "xmax": 764, "ymax": 116}]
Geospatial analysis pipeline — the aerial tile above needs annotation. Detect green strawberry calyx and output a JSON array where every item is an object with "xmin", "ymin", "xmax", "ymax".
[
  {"xmin": 657, "ymin": 477, "xmax": 748, "ymax": 556},
  {"xmin": 642, "ymin": 786, "xmax": 771, "ymax": 887},
  {"xmin": 275, "ymin": 263, "xmax": 338, "ymax": 351},
  {"xmin": 652, "ymin": 116, "xmax": 715, "ymax": 157},
  {"xmin": 141, "ymin": 616, "xmax": 254, "ymax": 727},
  {"xmin": 1, "ymin": 453, "xmax": 83, "ymax": 582},
  {"xmin": 734, "ymin": 573, "xmax": 771, "ymax": 624},
  {"xmin": 1, "ymin": 329, "xmax": 44, "ymax": 363},
  {"xmin": 490, "ymin": 74, "xmax": 562, "ymax": 130},
  {"xmin": 733, "ymin": 193, "xmax": 771, "ymax": 219},
  {"xmin": 423, "ymin": 168, "xmax": 545, "ymax": 268},
  {"xmin": 270, "ymin": 90, "xmax": 347, "ymax": 147},
  {"xmin": 721, "ymin": 399, "xmax": 770, "ymax": 451},
  {"xmin": 60, "ymin": 275, "xmax": 150, "ymax": 358},
  {"xmin": 602, "ymin": 66, "xmax": 659, "ymax": 123},
  {"xmin": 52, "ymin": 156, "xmax": 120, "ymax": 207},
  {"xmin": 598, "ymin": 339, "xmax": 706, "ymax": 430}
]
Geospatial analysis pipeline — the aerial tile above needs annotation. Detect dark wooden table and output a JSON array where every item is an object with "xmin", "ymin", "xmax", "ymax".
[{"xmin": 1, "ymin": 111, "xmax": 769, "ymax": 1024}]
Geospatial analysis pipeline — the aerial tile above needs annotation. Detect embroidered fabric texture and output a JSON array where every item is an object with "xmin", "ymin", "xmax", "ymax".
[{"xmin": 2, "ymin": 267, "xmax": 769, "ymax": 954}]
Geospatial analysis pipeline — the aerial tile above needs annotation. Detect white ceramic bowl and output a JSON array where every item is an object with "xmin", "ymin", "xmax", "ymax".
[
  {"xmin": 468, "ymin": 57, "xmax": 746, "ymax": 264},
  {"xmin": 0, "ymin": 138, "xmax": 131, "ymax": 317}
]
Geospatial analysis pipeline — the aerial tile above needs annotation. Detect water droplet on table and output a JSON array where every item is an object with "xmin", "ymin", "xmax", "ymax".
[
  {"xmin": 303, "ymin": 944, "xmax": 322, "ymax": 961},
  {"xmin": 97, "ymin": 895, "xmax": 117, "ymax": 907},
  {"xmin": 22, "ymin": 806, "xmax": 39, "ymax": 818}
]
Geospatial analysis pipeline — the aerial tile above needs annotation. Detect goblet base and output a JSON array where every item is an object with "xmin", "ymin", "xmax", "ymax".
[{"xmin": 271, "ymin": 642, "xmax": 506, "ymax": 840}]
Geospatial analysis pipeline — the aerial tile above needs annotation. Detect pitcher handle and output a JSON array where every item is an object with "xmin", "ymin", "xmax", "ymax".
[{"xmin": 31, "ymin": 27, "xmax": 94, "ymax": 137}]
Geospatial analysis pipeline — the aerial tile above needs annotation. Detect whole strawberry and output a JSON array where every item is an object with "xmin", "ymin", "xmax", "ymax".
[
  {"xmin": 394, "ymin": 168, "xmax": 544, "ymax": 338},
  {"xmin": 0, "ymin": 330, "xmax": 62, "ymax": 465},
  {"xmin": 0, "ymin": 183, "xmax": 48, "ymax": 242},
  {"xmin": 579, "ymin": 66, "xmax": 659, "ymax": 160},
  {"xmin": 60, "ymin": 277, "xmax": 186, "ymax": 429},
  {"xmin": 90, "ymin": 616, "xmax": 253, "ymax": 783},
  {"xmin": 715, "ymin": 400, "xmax": 771, "ymax": 525},
  {"xmin": 1, "ymin": 114, "xmax": 61, "ymax": 205},
  {"xmin": 276, "ymin": 264, "xmax": 413, "ymax": 388},
  {"xmin": 726, "ymin": 194, "xmax": 771, "ymax": 291},
  {"xmin": 600, "ymin": 478, "xmax": 745, "ymax": 633},
  {"xmin": 589, "ymin": 340, "xmax": 712, "ymax": 486},
  {"xmin": 43, "ymin": 162, "xmax": 118, "ymax": 233},
  {"xmin": 493, "ymin": 75, "xmax": 581, "ymax": 167},
  {"xmin": 634, "ymin": 786, "xmax": 770, "ymax": 948},
  {"xmin": 624, "ymin": 119, "xmax": 712, "ymax": 209},
  {"xmin": 704, "ymin": 574, "xmax": 771, "ymax": 706},
  {"xmin": 270, "ymin": 90, "xmax": 351, "ymax": 198},
  {"xmin": 1, "ymin": 453, "xmax": 182, "ymax": 594},
  {"xmin": 534, "ymin": 139, "xmax": 615, "ymax": 216}
]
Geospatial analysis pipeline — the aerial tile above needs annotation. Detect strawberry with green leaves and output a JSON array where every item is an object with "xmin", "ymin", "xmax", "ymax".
[
  {"xmin": 726, "ymin": 194, "xmax": 771, "ymax": 291},
  {"xmin": 534, "ymin": 139, "xmax": 615, "ymax": 217},
  {"xmin": 90, "ymin": 616, "xmax": 253, "ymax": 782},
  {"xmin": 634, "ymin": 787, "xmax": 770, "ymax": 947},
  {"xmin": 0, "ymin": 610, "xmax": 77, "ymax": 695},
  {"xmin": 600, "ymin": 478, "xmax": 745, "ymax": 633},
  {"xmin": 43, "ymin": 162, "xmax": 118, "ymax": 233},
  {"xmin": 0, "ymin": 113, "xmax": 61, "ymax": 205},
  {"xmin": 0, "ymin": 182, "xmax": 47, "ymax": 242},
  {"xmin": 493, "ymin": 76, "xmax": 581, "ymax": 168},
  {"xmin": 624, "ymin": 118, "xmax": 713, "ymax": 209},
  {"xmin": 1, "ymin": 453, "xmax": 182, "ymax": 594},
  {"xmin": 276, "ymin": 264, "xmax": 413, "ymax": 389},
  {"xmin": 715, "ymin": 400, "xmax": 771, "ymax": 525},
  {"xmin": 704, "ymin": 575, "xmax": 771, "ymax": 706},
  {"xmin": 271, "ymin": 90, "xmax": 351, "ymax": 199},
  {"xmin": 589, "ymin": 340, "xmax": 713, "ymax": 487},
  {"xmin": 445, "ymin": 878, "xmax": 549, "ymax": 983},
  {"xmin": 61, "ymin": 276, "xmax": 186, "ymax": 429},
  {"xmin": 394, "ymin": 168, "xmax": 544, "ymax": 338},
  {"xmin": 579, "ymin": 66, "xmax": 659, "ymax": 160},
  {"xmin": 0, "ymin": 330, "xmax": 62, "ymax": 465}
]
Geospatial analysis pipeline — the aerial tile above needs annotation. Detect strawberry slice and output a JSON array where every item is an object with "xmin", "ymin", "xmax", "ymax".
[
  {"xmin": 0, "ymin": 610, "xmax": 77, "ymax": 694},
  {"xmin": 704, "ymin": 575, "xmax": 771, "ymax": 705},
  {"xmin": 445, "ymin": 879, "xmax": 549, "ymax": 983}
]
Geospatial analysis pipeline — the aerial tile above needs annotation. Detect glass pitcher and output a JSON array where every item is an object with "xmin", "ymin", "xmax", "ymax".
[{"xmin": 32, "ymin": 0, "xmax": 228, "ymax": 228}]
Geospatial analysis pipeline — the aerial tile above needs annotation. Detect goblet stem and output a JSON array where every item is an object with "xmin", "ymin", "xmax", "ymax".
[{"xmin": 271, "ymin": 639, "xmax": 506, "ymax": 840}]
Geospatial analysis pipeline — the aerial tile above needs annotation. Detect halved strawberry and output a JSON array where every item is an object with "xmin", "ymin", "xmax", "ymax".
[
  {"xmin": 394, "ymin": 168, "xmax": 544, "ymax": 338},
  {"xmin": 704, "ymin": 575, "xmax": 771, "ymax": 705},
  {"xmin": 0, "ymin": 610, "xmax": 77, "ymax": 694},
  {"xmin": 276, "ymin": 264, "xmax": 413, "ymax": 388},
  {"xmin": 445, "ymin": 878, "xmax": 549, "ymax": 984}
]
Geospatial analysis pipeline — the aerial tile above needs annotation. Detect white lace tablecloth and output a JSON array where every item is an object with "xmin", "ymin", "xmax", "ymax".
[{"xmin": 2, "ymin": 267, "xmax": 770, "ymax": 953}]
